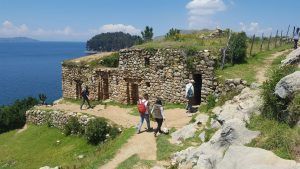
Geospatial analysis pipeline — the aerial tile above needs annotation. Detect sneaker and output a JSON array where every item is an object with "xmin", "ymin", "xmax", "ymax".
[
  {"xmin": 154, "ymin": 133, "xmax": 157, "ymax": 137},
  {"xmin": 136, "ymin": 130, "xmax": 140, "ymax": 134}
]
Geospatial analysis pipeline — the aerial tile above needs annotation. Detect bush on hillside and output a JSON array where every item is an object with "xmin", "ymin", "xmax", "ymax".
[
  {"xmin": 228, "ymin": 32, "xmax": 247, "ymax": 64},
  {"xmin": 100, "ymin": 53, "xmax": 119, "ymax": 67},
  {"xmin": 64, "ymin": 116, "xmax": 84, "ymax": 136},
  {"xmin": 261, "ymin": 65, "xmax": 297, "ymax": 125},
  {"xmin": 86, "ymin": 32, "xmax": 142, "ymax": 52},
  {"xmin": 165, "ymin": 28, "xmax": 180, "ymax": 41},
  {"xmin": 0, "ymin": 97, "xmax": 38, "ymax": 133},
  {"xmin": 287, "ymin": 92, "xmax": 300, "ymax": 126},
  {"xmin": 141, "ymin": 26, "xmax": 154, "ymax": 42},
  {"xmin": 85, "ymin": 118, "xmax": 111, "ymax": 145}
]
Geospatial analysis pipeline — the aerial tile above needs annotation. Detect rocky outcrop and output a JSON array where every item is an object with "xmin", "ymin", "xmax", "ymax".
[
  {"xmin": 212, "ymin": 87, "xmax": 262, "ymax": 123},
  {"xmin": 275, "ymin": 71, "xmax": 300, "ymax": 99},
  {"xmin": 217, "ymin": 146, "xmax": 300, "ymax": 169},
  {"xmin": 214, "ymin": 78, "xmax": 247, "ymax": 97},
  {"xmin": 170, "ymin": 87, "xmax": 299, "ymax": 169},
  {"xmin": 26, "ymin": 108, "xmax": 95, "ymax": 129},
  {"xmin": 281, "ymin": 48, "xmax": 300, "ymax": 66},
  {"xmin": 171, "ymin": 114, "xmax": 209, "ymax": 144}
]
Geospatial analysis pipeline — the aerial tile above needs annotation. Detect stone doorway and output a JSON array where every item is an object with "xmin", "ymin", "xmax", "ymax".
[
  {"xmin": 75, "ymin": 80, "xmax": 82, "ymax": 99},
  {"xmin": 192, "ymin": 74, "xmax": 202, "ymax": 105},
  {"xmin": 125, "ymin": 78, "xmax": 140, "ymax": 104},
  {"xmin": 98, "ymin": 72, "xmax": 109, "ymax": 100}
]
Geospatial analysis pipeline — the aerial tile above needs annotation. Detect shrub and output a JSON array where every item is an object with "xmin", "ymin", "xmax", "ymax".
[
  {"xmin": 64, "ymin": 116, "xmax": 84, "ymax": 136},
  {"xmin": 206, "ymin": 94, "xmax": 216, "ymax": 111},
  {"xmin": 0, "ymin": 97, "xmax": 38, "ymax": 133},
  {"xmin": 85, "ymin": 118, "xmax": 111, "ymax": 145},
  {"xmin": 287, "ymin": 92, "xmax": 300, "ymax": 126},
  {"xmin": 228, "ymin": 32, "xmax": 247, "ymax": 64},
  {"xmin": 100, "ymin": 53, "xmax": 119, "ymax": 67},
  {"xmin": 261, "ymin": 65, "xmax": 296, "ymax": 124},
  {"xmin": 38, "ymin": 93, "xmax": 47, "ymax": 105},
  {"xmin": 165, "ymin": 28, "xmax": 180, "ymax": 41}
]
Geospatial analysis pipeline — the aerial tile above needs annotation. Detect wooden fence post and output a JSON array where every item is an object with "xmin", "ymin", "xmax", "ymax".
[
  {"xmin": 267, "ymin": 33, "xmax": 272, "ymax": 50},
  {"xmin": 280, "ymin": 30, "xmax": 283, "ymax": 46},
  {"xmin": 275, "ymin": 30, "xmax": 278, "ymax": 48},
  {"xmin": 286, "ymin": 25, "xmax": 290, "ymax": 43},
  {"xmin": 260, "ymin": 33, "xmax": 264, "ymax": 51},
  {"xmin": 221, "ymin": 30, "xmax": 231, "ymax": 69},
  {"xmin": 250, "ymin": 34, "xmax": 255, "ymax": 56}
]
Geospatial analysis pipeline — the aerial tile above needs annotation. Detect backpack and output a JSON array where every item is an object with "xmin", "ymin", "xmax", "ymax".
[
  {"xmin": 187, "ymin": 86, "xmax": 193, "ymax": 98},
  {"xmin": 137, "ymin": 100, "xmax": 146, "ymax": 114}
]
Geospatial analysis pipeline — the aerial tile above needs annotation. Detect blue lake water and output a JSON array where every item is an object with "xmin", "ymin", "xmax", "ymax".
[{"xmin": 0, "ymin": 42, "xmax": 86, "ymax": 105}]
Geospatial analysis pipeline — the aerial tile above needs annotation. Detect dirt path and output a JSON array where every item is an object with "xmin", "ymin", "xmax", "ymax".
[
  {"xmin": 16, "ymin": 124, "xmax": 28, "ymax": 134},
  {"xmin": 40, "ymin": 103, "xmax": 191, "ymax": 168},
  {"xmin": 256, "ymin": 49, "xmax": 290, "ymax": 83}
]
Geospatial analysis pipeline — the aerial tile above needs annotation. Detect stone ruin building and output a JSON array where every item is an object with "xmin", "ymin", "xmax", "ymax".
[{"xmin": 62, "ymin": 48, "xmax": 220, "ymax": 105}]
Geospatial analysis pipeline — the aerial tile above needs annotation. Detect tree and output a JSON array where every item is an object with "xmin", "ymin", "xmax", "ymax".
[
  {"xmin": 86, "ymin": 32, "xmax": 142, "ymax": 52},
  {"xmin": 165, "ymin": 28, "xmax": 180, "ymax": 40},
  {"xmin": 141, "ymin": 26, "xmax": 153, "ymax": 42},
  {"xmin": 228, "ymin": 32, "xmax": 247, "ymax": 64}
]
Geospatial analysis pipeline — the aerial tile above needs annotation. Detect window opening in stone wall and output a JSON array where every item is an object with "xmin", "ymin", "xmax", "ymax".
[
  {"xmin": 145, "ymin": 57, "xmax": 150, "ymax": 67},
  {"xmin": 146, "ymin": 82, "xmax": 150, "ymax": 87}
]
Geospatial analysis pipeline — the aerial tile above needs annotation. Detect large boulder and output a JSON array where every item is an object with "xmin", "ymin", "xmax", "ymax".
[
  {"xmin": 212, "ymin": 87, "xmax": 262, "ymax": 123},
  {"xmin": 217, "ymin": 146, "xmax": 300, "ymax": 169},
  {"xmin": 275, "ymin": 71, "xmax": 300, "ymax": 99},
  {"xmin": 171, "ymin": 119, "xmax": 259, "ymax": 169},
  {"xmin": 281, "ymin": 48, "xmax": 300, "ymax": 66},
  {"xmin": 171, "ymin": 124, "xmax": 197, "ymax": 144}
]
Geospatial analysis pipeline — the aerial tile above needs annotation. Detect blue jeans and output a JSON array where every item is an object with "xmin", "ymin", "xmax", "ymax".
[
  {"xmin": 186, "ymin": 97, "xmax": 193, "ymax": 112},
  {"xmin": 137, "ymin": 113, "xmax": 150, "ymax": 132}
]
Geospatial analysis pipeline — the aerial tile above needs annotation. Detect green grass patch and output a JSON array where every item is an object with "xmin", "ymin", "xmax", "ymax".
[
  {"xmin": 246, "ymin": 115, "xmax": 300, "ymax": 160},
  {"xmin": 156, "ymin": 134, "xmax": 182, "ymax": 161},
  {"xmin": 216, "ymin": 45, "xmax": 290, "ymax": 84},
  {"xmin": 164, "ymin": 103, "xmax": 185, "ymax": 110},
  {"xmin": 0, "ymin": 125, "xmax": 135, "ymax": 169},
  {"xmin": 116, "ymin": 154, "xmax": 154, "ymax": 169}
]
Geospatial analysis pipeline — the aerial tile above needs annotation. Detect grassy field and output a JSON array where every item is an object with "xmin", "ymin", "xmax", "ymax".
[
  {"xmin": 0, "ymin": 125, "xmax": 135, "ymax": 169},
  {"xmin": 247, "ymin": 115, "xmax": 300, "ymax": 160},
  {"xmin": 216, "ymin": 45, "xmax": 291, "ymax": 84}
]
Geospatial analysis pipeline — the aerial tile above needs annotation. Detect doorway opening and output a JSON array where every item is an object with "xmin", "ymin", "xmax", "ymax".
[
  {"xmin": 75, "ymin": 80, "xmax": 82, "ymax": 99},
  {"xmin": 192, "ymin": 74, "xmax": 202, "ymax": 105},
  {"xmin": 98, "ymin": 77, "xmax": 109, "ymax": 100},
  {"xmin": 131, "ymin": 83, "xmax": 139, "ymax": 104}
]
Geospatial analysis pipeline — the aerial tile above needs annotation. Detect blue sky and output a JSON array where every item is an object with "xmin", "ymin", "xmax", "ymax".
[{"xmin": 0, "ymin": 0, "xmax": 299, "ymax": 41}]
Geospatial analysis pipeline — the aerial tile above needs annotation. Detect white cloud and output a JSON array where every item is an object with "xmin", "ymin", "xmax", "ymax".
[
  {"xmin": 90, "ymin": 24, "xmax": 140, "ymax": 35},
  {"xmin": 0, "ymin": 20, "xmax": 29, "ymax": 36},
  {"xmin": 239, "ymin": 22, "xmax": 273, "ymax": 36},
  {"xmin": 0, "ymin": 20, "xmax": 141, "ymax": 41},
  {"xmin": 186, "ymin": 0, "xmax": 226, "ymax": 28}
]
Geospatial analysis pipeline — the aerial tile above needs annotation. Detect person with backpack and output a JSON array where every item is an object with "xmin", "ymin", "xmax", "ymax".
[
  {"xmin": 136, "ymin": 93, "xmax": 151, "ymax": 134},
  {"xmin": 185, "ymin": 79, "xmax": 194, "ymax": 113},
  {"xmin": 151, "ymin": 97, "xmax": 166, "ymax": 137},
  {"xmin": 293, "ymin": 27, "xmax": 299, "ymax": 49},
  {"xmin": 80, "ymin": 86, "xmax": 92, "ymax": 110}
]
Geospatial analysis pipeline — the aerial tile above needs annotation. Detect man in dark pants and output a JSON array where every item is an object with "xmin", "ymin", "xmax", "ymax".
[
  {"xmin": 185, "ymin": 79, "xmax": 195, "ymax": 113},
  {"xmin": 80, "ymin": 86, "xmax": 92, "ymax": 110}
]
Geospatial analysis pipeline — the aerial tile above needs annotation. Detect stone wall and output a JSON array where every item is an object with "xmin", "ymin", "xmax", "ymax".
[
  {"xmin": 215, "ymin": 78, "xmax": 248, "ymax": 97},
  {"xmin": 26, "ymin": 108, "xmax": 95, "ymax": 129},
  {"xmin": 62, "ymin": 48, "xmax": 219, "ymax": 104}
]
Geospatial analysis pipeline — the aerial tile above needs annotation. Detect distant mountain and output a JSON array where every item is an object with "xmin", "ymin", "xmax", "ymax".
[{"xmin": 0, "ymin": 37, "xmax": 40, "ymax": 43}]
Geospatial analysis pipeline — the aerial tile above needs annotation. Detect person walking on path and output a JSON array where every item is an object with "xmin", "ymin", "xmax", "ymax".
[
  {"xmin": 80, "ymin": 86, "xmax": 92, "ymax": 110},
  {"xmin": 151, "ymin": 98, "xmax": 166, "ymax": 137},
  {"xmin": 136, "ymin": 94, "xmax": 151, "ymax": 134},
  {"xmin": 185, "ymin": 79, "xmax": 195, "ymax": 113},
  {"xmin": 293, "ymin": 27, "xmax": 299, "ymax": 49}
]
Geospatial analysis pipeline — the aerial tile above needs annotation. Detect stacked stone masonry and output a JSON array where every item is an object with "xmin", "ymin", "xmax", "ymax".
[{"xmin": 62, "ymin": 48, "xmax": 220, "ymax": 104}]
